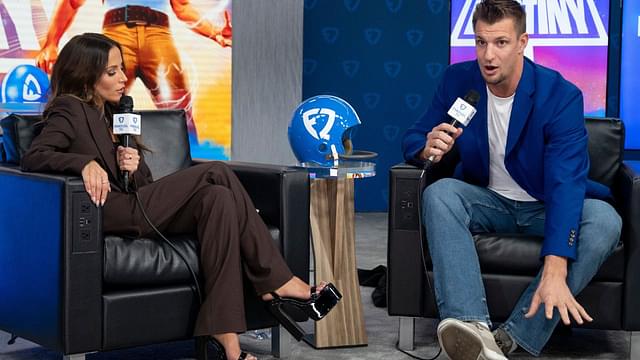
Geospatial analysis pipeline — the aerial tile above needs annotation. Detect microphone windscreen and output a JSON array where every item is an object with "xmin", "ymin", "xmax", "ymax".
[
  {"xmin": 119, "ymin": 95, "xmax": 134, "ymax": 113},
  {"xmin": 463, "ymin": 90, "xmax": 480, "ymax": 107}
]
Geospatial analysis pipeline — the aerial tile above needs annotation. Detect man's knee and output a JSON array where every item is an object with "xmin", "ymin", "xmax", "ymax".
[
  {"xmin": 580, "ymin": 199, "xmax": 622, "ymax": 255},
  {"xmin": 424, "ymin": 178, "xmax": 462, "ymax": 203},
  {"xmin": 422, "ymin": 178, "xmax": 469, "ymax": 212}
]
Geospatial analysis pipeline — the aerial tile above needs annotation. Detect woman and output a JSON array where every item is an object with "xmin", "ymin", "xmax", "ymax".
[{"xmin": 22, "ymin": 33, "xmax": 339, "ymax": 360}]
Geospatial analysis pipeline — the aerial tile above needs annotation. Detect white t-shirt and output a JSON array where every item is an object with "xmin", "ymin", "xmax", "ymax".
[{"xmin": 486, "ymin": 86, "xmax": 537, "ymax": 202}]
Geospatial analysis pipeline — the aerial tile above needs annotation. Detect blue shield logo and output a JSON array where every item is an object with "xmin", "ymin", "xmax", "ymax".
[
  {"xmin": 303, "ymin": 58, "xmax": 318, "ymax": 76},
  {"xmin": 427, "ymin": 0, "xmax": 445, "ymax": 14},
  {"xmin": 384, "ymin": 61, "xmax": 402, "ymax": 78},
  {"xmin": 342, "ymin": 60, "xmax": 360, "ymax": 78},
  {"xmin": 425, "ymin": 63, "xmax": 444, "ymax": 79},
  {"xmin": 363, "ymin": 93, "xmax": 381, "ymax": 109},
  {"xmin": 405, "ymin": 93, "xmax": 422, "ymax": 110},
  {"xmin": 385, "ymin": 0, "xmax": 403, "ymax": 13},
  {"xmin": 322, "ymin": 27, "xmax": 339, "ymax": 44},
  {"xmin": 406, "ymin": 29, "xmax": 424, "ymax": 47},
  {"xmin": 344, "ymin": 0, "xmax": 361, "ymax": 12},
  {"xmin": 364, "ymin": 28, "xmax": 382, "ymax": 45},
  {"xmin": 383, "ymin": 125, "xmax": 400, "ymax": 142}
]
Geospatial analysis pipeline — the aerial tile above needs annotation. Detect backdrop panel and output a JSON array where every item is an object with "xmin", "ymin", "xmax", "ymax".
[
  {"xmin": 620, "ymin": 0, "xmax": 640, "ymax": 150},
  {"xmin": 303, "ymin": 0, "xmax": 449, "ymax": 212}
]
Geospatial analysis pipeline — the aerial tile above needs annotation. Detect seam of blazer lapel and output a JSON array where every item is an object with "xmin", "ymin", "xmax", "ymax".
[
  {"xmin": 505, "ymin": 58, "xmax": 536, "ymax": 157},
  {"xmin": 472, "ymin": 66, "xmax": 490, "ymax": 185}
]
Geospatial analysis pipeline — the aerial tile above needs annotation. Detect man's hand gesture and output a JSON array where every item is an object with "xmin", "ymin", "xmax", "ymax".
[{"xmin": 525, "ymin": 255, "xmax": 593, "ymax": 325}]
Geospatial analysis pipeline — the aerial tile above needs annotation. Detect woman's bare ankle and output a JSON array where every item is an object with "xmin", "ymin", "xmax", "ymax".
[
  {"xmin": 212, "ymin": 333, "xmax": 241, "ymax": 359},
  {"xmin": 212, "ymin": 333, "xmax": 257, "ymax": 359},
  {"xmin": 262, "ymin": 277, "xmax": 329, "ymax": 301}
]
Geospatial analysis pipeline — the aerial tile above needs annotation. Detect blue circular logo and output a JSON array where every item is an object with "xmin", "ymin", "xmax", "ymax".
[{"xmin": 2, "ymin": 64, "xmax": 50, "ymax": 104}]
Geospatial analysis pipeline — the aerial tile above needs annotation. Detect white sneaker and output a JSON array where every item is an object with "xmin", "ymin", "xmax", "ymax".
[{"xmin": 437, "ymin": 318, "xmax": 507, "ymax": 360}]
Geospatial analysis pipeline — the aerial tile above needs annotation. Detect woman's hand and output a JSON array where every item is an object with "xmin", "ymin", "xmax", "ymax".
[
  {"xmin": 81, "ymin": 160, "xmax": 110, "ymax": 206},
  {"xmin": 117, "ymin": 146, "xmax": 140, "ymax": 175}
]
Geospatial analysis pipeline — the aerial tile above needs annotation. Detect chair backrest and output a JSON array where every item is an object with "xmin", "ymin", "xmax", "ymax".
[
  {"xmin": 136, "ymin": 110, "xmax": 191, "ymax": 180},
  {"xmin": 585, "ymin": 117, "xmax": 624, "ymax": 188},
  {"xmin": 425, "ymin": 117, "xmax": 625, "ymax": 189},
  {"xmin": 0, "ymin": 114, "xmax": 42, "ymax": 164},
  {"xmin": 0, "ymin": 110, "xmax": 192, "ymax": 180}
]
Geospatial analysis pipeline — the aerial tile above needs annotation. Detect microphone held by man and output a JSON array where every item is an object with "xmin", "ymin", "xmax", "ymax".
[{"xmin": 422, "ymin": 89, "xmax": 480, "ymax": 171}]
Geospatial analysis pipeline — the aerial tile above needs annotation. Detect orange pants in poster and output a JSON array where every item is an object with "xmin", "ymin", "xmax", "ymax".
[{"xmin": 103, "ymin": 23, "xmax": 197, "ymax": 140}]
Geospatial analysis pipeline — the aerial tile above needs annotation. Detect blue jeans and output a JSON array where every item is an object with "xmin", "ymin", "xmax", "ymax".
[{"xmin": 422, "ymin": 178, "xmax": 621, "ymax": 356}]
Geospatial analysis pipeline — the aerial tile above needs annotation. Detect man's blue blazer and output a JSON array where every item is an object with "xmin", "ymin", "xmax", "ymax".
[{"xmin": 402, "ymin": 58, "xmax": 611, "ymax": 260}]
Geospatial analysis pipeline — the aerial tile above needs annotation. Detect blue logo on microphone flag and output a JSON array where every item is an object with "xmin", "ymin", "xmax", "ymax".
[{"xmin": 451, "ymin": 0, "xmax": 610, "ymax": 117}]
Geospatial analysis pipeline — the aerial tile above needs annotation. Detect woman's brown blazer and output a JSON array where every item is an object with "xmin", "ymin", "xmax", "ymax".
[{"xmin": 22, "ymin": 95, "xmax": 152, "ymax": 235}]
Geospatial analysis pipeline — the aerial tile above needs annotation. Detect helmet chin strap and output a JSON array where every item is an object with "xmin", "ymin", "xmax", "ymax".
[
  {"xmin": 343, "ymin": 138, "xmax": 353, "ymax": 155},
  {"xmin": 330, "ymin": 144, "xmax": 340, "ymax": 167}
]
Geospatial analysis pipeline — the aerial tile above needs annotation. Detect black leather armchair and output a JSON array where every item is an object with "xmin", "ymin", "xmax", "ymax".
[
  {"xmin": 0, "ymin": 110, "xmax": 310, "ymax": 359},
  {"xmin": 387, "ymin": 118, "xmax": 640, "ymax": 357}
]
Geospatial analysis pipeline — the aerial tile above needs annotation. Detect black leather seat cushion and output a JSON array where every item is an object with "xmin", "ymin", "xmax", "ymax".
[
  {"xmin": 104, "ymin": 226, "xmax": 280, "ymax": 285},
  {"xmin": 473, "ymin": 233, "xmax": 624, "ymax": 281}
]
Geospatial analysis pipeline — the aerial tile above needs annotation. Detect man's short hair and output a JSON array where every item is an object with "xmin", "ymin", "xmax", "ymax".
[{"xmin": 472, "ymin": 0, "xmax": 526, "ymax": 36}]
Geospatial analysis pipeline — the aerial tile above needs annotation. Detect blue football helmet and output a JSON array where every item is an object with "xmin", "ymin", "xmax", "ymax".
[
  {"xmin": 1, "ymin": 64, "xmax": 49, "ymax": 104},
  {"xmin": 288, "ymin": 95, "xmax": 361, "ymax": 166}
]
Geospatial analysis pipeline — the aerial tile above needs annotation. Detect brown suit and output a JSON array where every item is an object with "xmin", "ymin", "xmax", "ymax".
[{"xmin": 22, "ymin": 96, "xmax": 293, "ymax": 335}]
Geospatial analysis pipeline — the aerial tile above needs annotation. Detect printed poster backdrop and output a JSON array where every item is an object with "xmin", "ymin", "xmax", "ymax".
[
  {"xmin": 451, "ymin": 0, "xmax": 609, "ymax": 117},
  {"xmin": 303, "ymin": 0, "xmax": 450, "ymax": 212},
  {"xmin": 0, "ymin": 0, "xmax": 232, "ymax": 160},
  {"xmin": 620, "ymin": 0, "xmax": 640, "ymax": 150}
]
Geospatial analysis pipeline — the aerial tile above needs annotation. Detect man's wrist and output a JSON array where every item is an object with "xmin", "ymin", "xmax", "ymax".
[{"xmin": 542, "ymin": 255, "xmax": 568, "ymax": 278}]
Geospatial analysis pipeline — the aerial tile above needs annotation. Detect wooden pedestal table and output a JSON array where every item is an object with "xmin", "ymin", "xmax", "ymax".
[{"xmin": 303, "ymin": 162, "xmax": 375, "ymax": 348}]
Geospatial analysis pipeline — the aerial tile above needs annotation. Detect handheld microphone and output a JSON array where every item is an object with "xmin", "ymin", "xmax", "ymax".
[
  {"xmin": 424, "ymin": 90, "xmax": 480, "ymax": 170},
  {"xmin": 112, "ymin": 95, "xmax": 141, "ymax": 192}
]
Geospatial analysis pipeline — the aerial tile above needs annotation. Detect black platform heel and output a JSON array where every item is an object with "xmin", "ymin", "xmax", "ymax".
[
  {"xmin": 195, "ymin": 336, "xmax": 249, "ymax": 360},
  {"xmin": 266, "ymin": 282, "xmax": 342, "ymax": 341}
]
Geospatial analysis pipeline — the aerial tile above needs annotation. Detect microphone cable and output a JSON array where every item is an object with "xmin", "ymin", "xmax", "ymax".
[{"xmin": 133, "ymin": 190, "xmax": 203, "ymax": 304}]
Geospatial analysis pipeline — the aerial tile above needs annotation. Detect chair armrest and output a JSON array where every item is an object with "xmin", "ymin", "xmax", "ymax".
[
  {"xmin": 616, "ymin": 163, "xmax": 640, "ymax": 329},
  {"xmin": 0, "ymin": 166, "xmax": 103, "ymax": 353},
  {"xmin": 225, "ymin": 161, "xmax": 310, "ymax": 282},
  {"xmin": 387, "ymin": 162, "xmax": 430, "ymax": 317},
  {"xmin": 387, "ymin": 158, "xmax": 458, "ymax": 317}
]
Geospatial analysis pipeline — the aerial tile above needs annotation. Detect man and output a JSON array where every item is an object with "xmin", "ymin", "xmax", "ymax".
[
  {"xmin": 401, "ymin": 0, "xmax": 621, "ymax": 358},
  {"xmin": 36, "ymin": 0, "xmax": 232, "ymax": 144}
]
